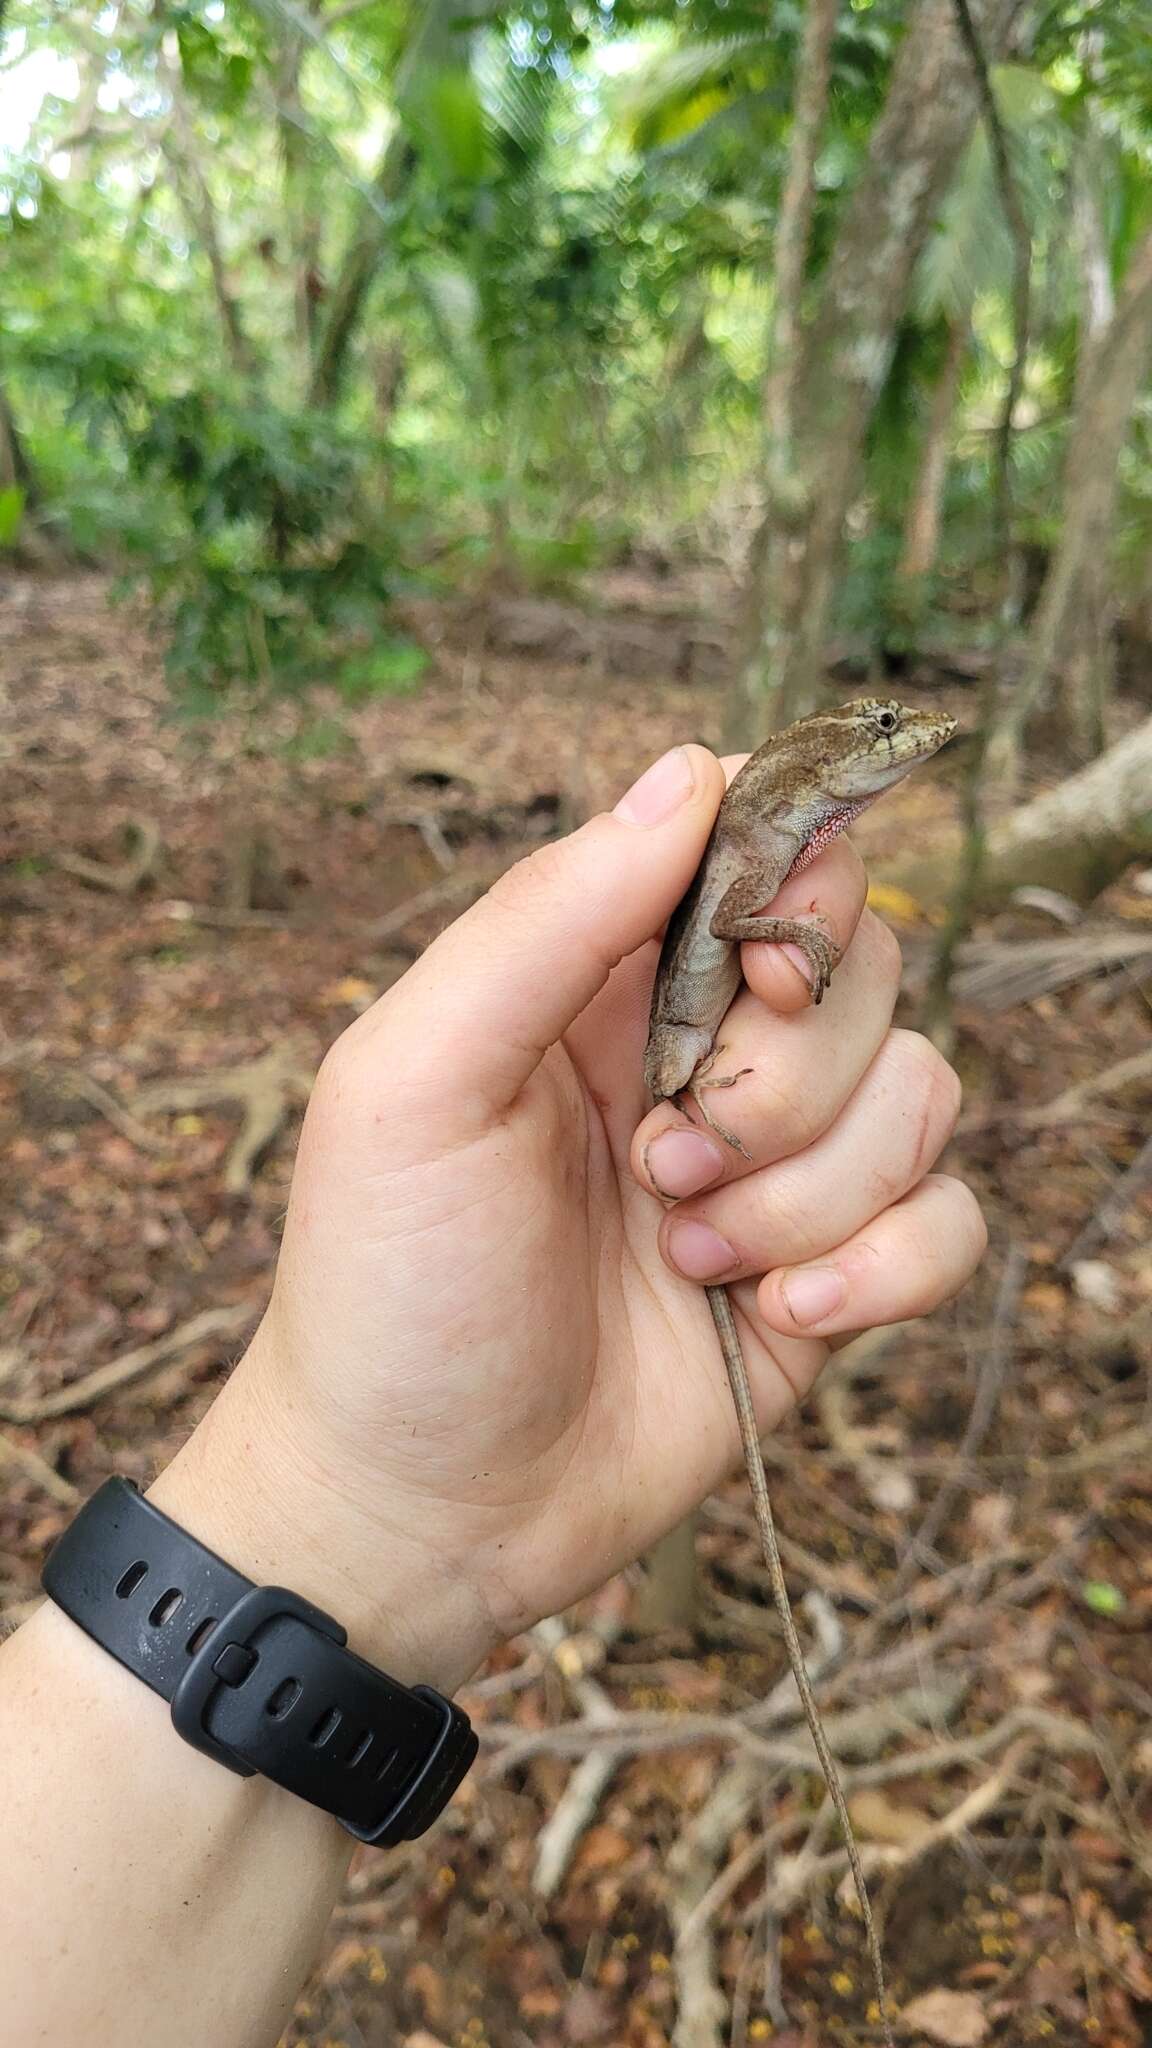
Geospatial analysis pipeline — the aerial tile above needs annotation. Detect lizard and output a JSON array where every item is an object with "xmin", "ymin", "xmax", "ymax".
[{"xmin": 643, "ymin": 697, "xmax": 956, "ymax": 2047}]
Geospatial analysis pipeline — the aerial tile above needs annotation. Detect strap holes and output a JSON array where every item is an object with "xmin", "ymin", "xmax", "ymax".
[
  {"xmin": 347, "ymin": 1729, "xmax": 373, "ymax": 1770},
  {"xmin": 115, "ymin": 1561, "xmax": 148, "ymax": 1599},
  {"xmin": 148, "ymin": 1588, "xmax": 184, "ymax": 1628},
  {"xmin": 373, "ymin": 1745, "xmax": 400, "ymax": 1783},
  {"xmin": 186, "ymin": 1617, "xmax": 217, "ymax": 1655},
  {"xmin": 308, "ymin": 1706, "xmax": 342, "ymax": 1749},
  {"xmin": 267, "ymin": 1678, "xmax": 302, "ymax": 1720}
]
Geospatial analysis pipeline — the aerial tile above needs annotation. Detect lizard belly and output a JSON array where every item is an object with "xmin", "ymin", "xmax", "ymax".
[{"xmin": 643, "ymin": 938, "xmax": 742, "ymax": 1098}]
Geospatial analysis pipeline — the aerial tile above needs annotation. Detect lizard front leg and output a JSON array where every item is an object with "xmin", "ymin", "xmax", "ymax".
[{"xmin": 710, "ymin": 868, "xmax": 840, "ymax": 1004}]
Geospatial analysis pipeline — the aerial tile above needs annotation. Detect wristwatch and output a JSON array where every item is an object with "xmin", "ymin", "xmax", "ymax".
[{"xmin": 42, "ymin": 1477, "xmax": 478, "ymax": 1845}]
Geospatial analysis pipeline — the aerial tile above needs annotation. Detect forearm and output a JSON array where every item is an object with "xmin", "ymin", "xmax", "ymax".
[
  {"xmin": 0, "ymin": 1342, "xmax": 488, "ymax": 2048},
  {"xmin": 0, "ymin": 1600, "xmax": 350, "ymax": 2048}
]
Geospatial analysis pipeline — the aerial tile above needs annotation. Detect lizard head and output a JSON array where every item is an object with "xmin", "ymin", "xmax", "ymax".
[
  {"xmin": 809, "ymin": 697, "xmax": 957, "ymax": 799},
  {"xmin": 741, "ymin": 697, "xmax": 957, "ymax": 876}
]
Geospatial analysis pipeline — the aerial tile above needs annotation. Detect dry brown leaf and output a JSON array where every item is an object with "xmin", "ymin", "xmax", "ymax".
[
  {"xmin": 1093, "ymin": 1901, "xmax": 1152, "ymax": 1999},
  {"xmin": 404, "ymin": 1960, "xmax": 446, "ymax": 2024},
  {"xmin": 848, "ymin": 1787, "xmax": 934, "ymax": 1848},
  {"xmin": 321, "ymin": 975, "xmax": 377, "ymax": 1008},
  {"xmin": 966, "ymin": 1492, "xmax": 1014, "ymax": 1549},
  {"xmin": 562, "ymin": 1984, "xmax": 615, "ymax": 2042},
  {"xmin": 866, "ymin": 880, "xmax": 938, "ymax": 926},
  {"xmin": 900, "ymin": 1987, "xmax": 987, "ymax": 2045},
  {"xmin": 403, "ymin": 2035, "xmax": 452, "ymax": 2048},
  {"xmin": 573, "ymin": 1823, "xmax": 633, "ymax": 1872},
  {"xmin": 1007, "ymin": 1664, "xmax": 1054, "ymax": 1703}
]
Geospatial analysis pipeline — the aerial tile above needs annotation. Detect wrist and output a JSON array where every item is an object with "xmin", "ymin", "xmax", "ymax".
[{"xmin": 148, "ymin": 1323, "xmax": 499, "ymax": 1696}]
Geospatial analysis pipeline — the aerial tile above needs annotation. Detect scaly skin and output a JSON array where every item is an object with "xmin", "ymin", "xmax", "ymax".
[{"xmin": 643, "ymin": 698, "xmax": 956, "ymax": 2048}]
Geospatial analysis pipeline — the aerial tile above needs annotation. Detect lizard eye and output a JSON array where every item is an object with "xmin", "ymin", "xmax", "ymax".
[{"xmin": 875, "ymin": 707, "xmax": 900, "ymax": 735}]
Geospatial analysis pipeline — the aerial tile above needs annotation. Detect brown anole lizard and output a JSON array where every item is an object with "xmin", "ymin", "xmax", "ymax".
[{"xmin": 644, "ymin": 697, "xmax": 956, "ymax": 2045}]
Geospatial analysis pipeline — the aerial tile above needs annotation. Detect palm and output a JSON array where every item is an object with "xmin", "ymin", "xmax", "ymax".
[{"xmin": 275, "ymin": 940, "xmax": 799, "ymax": 1640}]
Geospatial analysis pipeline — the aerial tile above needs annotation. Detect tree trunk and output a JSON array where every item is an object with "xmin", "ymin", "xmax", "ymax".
[
  {"xmin": 308, "ymin": 0, "xmax": 468, "ymax": 410},
  {"xmin": 893, "ymin": 307, "xmax": 972, "ymax": 606},
  {"xmin": 729, "ymin": 0, "xmax": 1024, "ymax": 746},
  {"xmin": 0, "ymin": 384, "xmax": 39, "ymax": 504},
  {"xmin": 761, "ymin": 0, "xmax": 839, "ymax": 465},
  {"xmin": 161, "ymin": 33, "xmax": 255, "ymax": 380},
  {"xmin": 274, "ymin": 20, "xmax": 324, "ymax": 378},
  {"xmin": 982, "ymin": 713, "xmax": 1152, "ymax": 902},
  {"xmin": 896, "ymin": 716, "xmax": 1152, "ymax": 911},
  {"xmin": 995, "ymin": 221, "xmax": 1152, "ymax": 778}
]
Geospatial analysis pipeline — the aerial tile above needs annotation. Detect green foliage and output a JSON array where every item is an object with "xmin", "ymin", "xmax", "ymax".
[
  {"xmin": 6, "ymin": 0, "xmax": 1152, "ymax": 709},
  {"xmin": 0, "ymin": 486, "xmax": 25, "ymax": 548},
  {"xmin": 126, "ymin": 392, "xmax": 400, "ymax": 699}
]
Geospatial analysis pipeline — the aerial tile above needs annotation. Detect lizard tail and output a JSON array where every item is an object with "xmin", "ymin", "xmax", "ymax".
[{"xmin": 705, "ymin": 1282, "xmax": 896, "ymax": 2048}]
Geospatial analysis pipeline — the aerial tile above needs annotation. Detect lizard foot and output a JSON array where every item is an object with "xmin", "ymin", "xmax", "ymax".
[
  {"xmin": 677, "ymin": 1042, "xmax": 754, "ymax": 1153},
  {"xmin": 677, "ymin": 1080, "xmax": 751, "ymax": 1158}
]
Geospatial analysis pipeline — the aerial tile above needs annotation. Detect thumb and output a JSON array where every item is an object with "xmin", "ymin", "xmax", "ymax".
[{"xmin": 381, "ymin": 744, "xmax": 725, "ymax": 1117}]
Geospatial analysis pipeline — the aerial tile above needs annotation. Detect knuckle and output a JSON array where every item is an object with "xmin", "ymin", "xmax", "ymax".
[
  {"xmin": 309, "ymin": 1038, "xmax": 363, "ymax": 1129},
  {"xmin": 888, "ymin": 1028, "xmax": 962, "ymax": 1130},
  {"xmin": 932, "ymin": 1174, "xmax": 988, "ymax": 1261},
  {"xmin": 488, "ymin": 836, "xmax": 574, "ymax": 922},
  {"xmin": 754, "ymin": 1072, "xmax": 822, "ymax": 1155}
]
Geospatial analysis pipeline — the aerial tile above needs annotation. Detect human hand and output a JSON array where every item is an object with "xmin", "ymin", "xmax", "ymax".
[{"xmin": 155, "ymin": 745, "xmax": 984, "ymax": 1691}]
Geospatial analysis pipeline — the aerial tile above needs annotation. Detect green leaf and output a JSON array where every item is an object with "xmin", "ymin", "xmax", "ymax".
[
  {"xmin": 335, "ymin": 638, "xmax": 429, "ymax": 701},
  {"xmin": 408, "ymin": 66, "xmax": 491, "ymax": 187},
  {"xmin": 1081, "ymin": 1580, "xmax": 1127, "ymax": 1616},
  {"xmin": 0, "ymin": 486, "xmax": 25, "ymax": 548}
]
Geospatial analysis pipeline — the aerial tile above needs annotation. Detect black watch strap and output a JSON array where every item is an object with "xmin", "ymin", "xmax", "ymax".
[{"xmin": 42, "ymin": 1478, "xmax": 477, "ymax": 1846}]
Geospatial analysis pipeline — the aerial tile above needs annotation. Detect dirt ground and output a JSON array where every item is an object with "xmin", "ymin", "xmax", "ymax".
[{"xmin": 2, "ymin": 572, "xmax": 1151, "ymax": 2048}]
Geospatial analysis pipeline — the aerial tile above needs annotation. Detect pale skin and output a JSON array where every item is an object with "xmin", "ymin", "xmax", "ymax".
[{"xmin": 0, "ymin": 742, "xmax": 985, "ymax": 2047}]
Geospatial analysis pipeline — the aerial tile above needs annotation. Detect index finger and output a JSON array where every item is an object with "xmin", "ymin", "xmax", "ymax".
[
  {"xmin": 715, "ymin": 752, "xmax": 869, "ymax": 1013},
  {"xmin": 739, "ymin": 833, "xmax": 869, "ymax": 1013}
]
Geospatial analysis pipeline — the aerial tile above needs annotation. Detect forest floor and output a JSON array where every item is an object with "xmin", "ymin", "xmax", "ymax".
[{"xmin": 2, "ymin": 570, "xmax": 1152, "ymax": 2048}]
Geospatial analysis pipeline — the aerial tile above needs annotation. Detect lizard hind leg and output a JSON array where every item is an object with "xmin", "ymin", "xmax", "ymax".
[
  {"xmin": 679, "ymin": 1044, "xmax": 754, "ymax": 1157},
  {"xmin": 710, "ymin": 876, "xmax": 840, "ymax": 1006}
]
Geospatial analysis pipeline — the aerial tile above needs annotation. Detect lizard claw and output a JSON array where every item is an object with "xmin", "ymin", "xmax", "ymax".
[{"xmin": 676, "ymin": 1082, "xmax": 751, "ymax": 1158}]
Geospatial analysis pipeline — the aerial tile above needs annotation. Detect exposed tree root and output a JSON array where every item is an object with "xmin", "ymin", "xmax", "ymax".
[
  {"xmin": 0, "ymin": 1428, "xmax": 80, "ymax": 1505},
  {"xmin": 0, "ymin": 1302, "xmax": 257, "ymax": 1424},
  {"xmin": 131, "ymin": 1043, "xmax": 314, "ymax": 1192},
  {"xmin": 56, "ymin": 819, "xmax": 162, "ymax": 895}
]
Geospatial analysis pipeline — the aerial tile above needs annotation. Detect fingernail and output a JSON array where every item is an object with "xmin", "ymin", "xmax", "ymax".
[
  {"xmin": 645, "ymin": 1130, "xmax": 726, "ymax": 1198},
  {"xmin": 779, "ymin": 1265, "xmax": 846, "ymax": 1327},
  {"xmin": 614, "ymin": 747, "xmax": 694, "ymax": 827},
  {"xmin": 667, "ymin": 1218, "xmax": 740, "ymax": 1281},
  {"xmin": 778, "ymin": 943, "xmax": 815, "ymax": 989}
]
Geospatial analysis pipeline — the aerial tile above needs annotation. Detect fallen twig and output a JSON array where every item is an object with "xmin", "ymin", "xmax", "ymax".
[
  {"xmin": 1061, "ymin": 1129, "xmax": 1152, "ymax": 1268},
  {"xmin": 951, "ymin": 931, "xmax": 1152, "ymax": 1011},
  {"xmin": 892, "ymin": 1242, "xmax": 1024, "ymax": 1593},
  {"xmin": 0, "ymin": 1429, "xmax": 80, "ymax": 1505},
  {"xmin": 0, "ymin": 1302, "xmax": 258, "ymax": 1424},
  {"xmin": 961, "ymin": 1045, "xmax": 1152, "ymax": 1132},
  {"xmin": 483, "ymin": 1678, "xmax": 965, "ymax": 1775},
  {"xmin": 530, "ymin": 1613, "xmax": 625, "ymax": 1900},
  {"xmin": 669, "ymin": 1760, "xmax": 765, "ymax": 2048},
  {"xmin": 159, "ymin": 899, "xmax": 300, "ymax": 931},
  {"xmin": 368, "ymin": 871, "xmax": 498, "ymax": 946}
]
